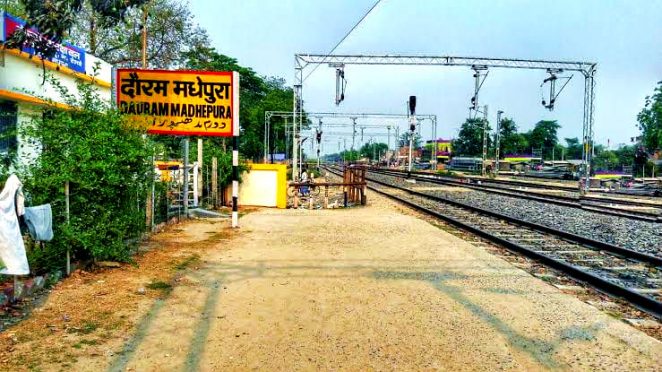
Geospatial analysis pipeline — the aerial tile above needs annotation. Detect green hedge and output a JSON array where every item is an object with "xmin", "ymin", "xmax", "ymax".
[{"xmin": 13, "ymin": 77, "xmax": 153, "ymax": 273}]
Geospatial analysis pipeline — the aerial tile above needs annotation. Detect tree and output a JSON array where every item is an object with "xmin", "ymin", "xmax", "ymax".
[
  {"xmin": 254, "ymin": 78, "xmax": 295, "ymax": 160},
  {"xmin": 359, "ymin": 142, "xmax": 388, "ymax": 160},
  {"xmin": 613, "ymin": 145, "xmax": 636, "ymax": 169},
  {"xmin": 564, "ymin": 137, "xmax": 583, "ymax": 159},
  {"xmin": 5, "ymin": 0, "xmax": 149, "ymax": 61},
  {"xmin": 593, "ymin": 145, "xmax": 618, "ymax": 170},
  {"xmin": 338, "ymin": 149, "xmax": 360, "ymax": 162},
  {"xmin": 637, "ymin": 81, "xmax": 662, "ymax": 153},
  {"xmin": 497, "ymin": 117, "xmax": 529, "ymax": 156},
  {"xmin": 634, "ymin": 146, "xmax": 649, "ymax": 176},
  {"xmin": 2, "ymin": 0, "xmax": 24, "ymax": 15},
  {"xmin": 452, "ymin": 118, "xmax": 491, "ymax": 157},
  {"xmin": 181, "ymin": 47, "xmax": 295, "ymax": 162},
  {"xmin": 4, "ymin": 1, "xmax": 208, "ymax": 69},
  {"xmin": 398, "ymin": 132, "xmax": 421, "ymax": 148},
  {"xmin": 528, "ymin": 120, "xmax": 560, "ymax": 159},
  {"xmin": 68, "ymin": 0, "xmax": 209, "ymax": 68}
]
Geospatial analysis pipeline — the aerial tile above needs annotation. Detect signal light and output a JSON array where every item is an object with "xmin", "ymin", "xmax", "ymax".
[{"xmin": 409, "ymin": 96, "xmax": 416, "ymax": 115}]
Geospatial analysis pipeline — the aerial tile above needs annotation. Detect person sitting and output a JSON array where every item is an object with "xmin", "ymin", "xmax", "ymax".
[{"xmin": 300, "ymin": 170, "xmax": 309, "ymax": 195}]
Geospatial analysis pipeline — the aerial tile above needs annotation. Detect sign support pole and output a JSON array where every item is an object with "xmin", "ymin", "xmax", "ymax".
[
  {"xmin": 212, "ymin": 157, "xmax": 218, "ymax": 208},
  {"xmin": 65, "ymin": 180, "xmax": 70, "ymax": 276},
  {"xmin": 232, "ymin": 72, "xmax": 240, "ymax": 228},
  {"xmin": 183, "ymin": 138, "xmax": 189, "ymax": 217},
  {"xmin": 197, "ymin": 138, "xmax": 203, "ymax": 203}
]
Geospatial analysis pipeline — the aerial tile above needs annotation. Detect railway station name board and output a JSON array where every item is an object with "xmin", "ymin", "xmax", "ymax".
[{"xmin": 116, "ymin": 69, "xmax": 239, "ymax": 137}]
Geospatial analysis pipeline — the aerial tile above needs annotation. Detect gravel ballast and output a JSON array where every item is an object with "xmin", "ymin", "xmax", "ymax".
[{"xmin": 370, "ymin": 173, "xmax": 662, "ymax": 258}]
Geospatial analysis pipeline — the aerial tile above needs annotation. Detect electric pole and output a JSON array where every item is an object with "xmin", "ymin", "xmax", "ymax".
[
  {"xmin": 371, "ymin": 137, "xmax": 376, "ymax": 162},
  {"xmin": 481, "ymin": 104, "xmax": 488, "ymax": 177},
  {"xmin": 386, "ymin": 125, "xmax": 391, "ymax": 167},
  {"xmin": 351, "ymin": 117, "xmax": 357, "ymax": 161},
  {"xmin": 496, "ymin": 110, "xmax": 503, "ymax": 175},
  {"xmin": 316, "ymin": 120, "xmax": 322, "ymax": 169},
  {"xmin": 408, "ymin": 96, "xmax": 417, "ymax": 177},
  {"xmin": 395, "ymin": 126, "xmax": 400, "ymax": 167}
]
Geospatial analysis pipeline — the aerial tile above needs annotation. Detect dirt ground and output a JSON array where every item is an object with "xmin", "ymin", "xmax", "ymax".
[{"xmin": 1, "ymin": 193, "xmax": 661, "ymax": 371}]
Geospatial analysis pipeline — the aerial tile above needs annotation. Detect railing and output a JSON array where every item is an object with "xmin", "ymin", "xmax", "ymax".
[{"xmin": 288, "ymin": 181, "xmax": 367, "ymax": 209}]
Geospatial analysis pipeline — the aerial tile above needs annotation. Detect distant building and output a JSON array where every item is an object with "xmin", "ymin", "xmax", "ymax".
[
  {"xmin": 0, "ymin": 12, "xmax": 112, "ymax": 168},
  {"xmin": 423, "ymin": 138, "xmax": 452, "ymax": 163},
  {"xmin": 398, "ymin": 146, "xmax": 422, "ymax": 162},
  {"xmin": 502, "ymin": 154, "xmax": 542, "ymax": 163}
]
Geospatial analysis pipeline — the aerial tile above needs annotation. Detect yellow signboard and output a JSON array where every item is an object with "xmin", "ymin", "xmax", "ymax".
[{"xmin": 116, "ymin": 69, "xmax": 239, "ymax": 136}]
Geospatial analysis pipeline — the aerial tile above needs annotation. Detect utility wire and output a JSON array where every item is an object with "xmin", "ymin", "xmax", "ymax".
[{"xmin": 303, "ymin": 0, "xmax": 382, "ymax": 82}]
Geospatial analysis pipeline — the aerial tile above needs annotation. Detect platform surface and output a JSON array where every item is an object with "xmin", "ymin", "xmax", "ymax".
[{"xmin": 62, "ymin": 194, "xmax": 662, "ymax": 371}]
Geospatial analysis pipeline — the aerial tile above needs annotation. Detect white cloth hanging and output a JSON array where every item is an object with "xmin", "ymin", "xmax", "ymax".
[{"xmin": 0, "ymin": 174, "xmax": 29, "ymax": 275}]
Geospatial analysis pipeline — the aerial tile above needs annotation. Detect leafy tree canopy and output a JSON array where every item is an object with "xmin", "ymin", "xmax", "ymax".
[
  {"xmin": 497, "ymin": 117, "xmax": 528, "ymax": 156},
  {"xmin": 637, "ymin": 81, "xmax": 662, "ymax": 152},
  {"xmin": 564, "ymin": 137, "xmax": 583, "ymax": 159},
  {"xmin": 527, "ymin": 120, "xmax": 560, "ymax": 158},
  {"xmin": 5, "ymin": 0, "xmax": 149, "ymax": 60},
  {"xmin": 398, "ymin": 132, "xmax": 422, "ymax": 148},
  {"xmin": 180, "ymin": 47, "xmax": 294, "ymax": 161},
  {"xmin": 359, "ymin": 142, "xmax": 388, "ymax": 160},
  {"xmin": 71, "ymin": 0, "xmax": 209, "ymax": 68},
  {"xmin": 452, "ymin": 118, "xmax": 491, "ymax": 157}
]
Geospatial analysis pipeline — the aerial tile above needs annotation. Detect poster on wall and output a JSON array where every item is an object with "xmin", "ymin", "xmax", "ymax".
[
  {"xmin": 116, "ymin": 69, "xmax": 239, "ymax": 137},
  {"xmin": 1, "ymin": 12, "xmax": 86, "ymax": 74}
]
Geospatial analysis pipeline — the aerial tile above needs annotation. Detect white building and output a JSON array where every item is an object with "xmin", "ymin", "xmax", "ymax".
[{"xmin": 0, "ymin": 11, "xmax": 112, "ymax": 167}]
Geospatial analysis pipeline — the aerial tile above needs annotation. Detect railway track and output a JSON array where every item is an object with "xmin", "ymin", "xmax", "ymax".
[
  {"xmin": 323, "ymin": 165, "xmax": 662, "ymax": 318},
  {"xmin": 369, "ymin": 168, "xmax": 662, "ymax": 222}
]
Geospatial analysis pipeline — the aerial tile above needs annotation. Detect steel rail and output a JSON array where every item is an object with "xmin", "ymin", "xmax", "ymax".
[
  {"xmin": 324, "ymin": 166, "xmax": 661, "ymax": 318},
  {"xmin": 370, "ymin": 168, "xmax": 661, "ymax": 222},
  {"xmin": 380, "ymin": 168, "xmax": 662, "ymax": 205},
  {"xmin": 364, "ymin": 172, "xmax": 662, "ymax": 266},
  {"xmin": 389, "ymin": 168, "xmax": 662, "ymax": 204}
]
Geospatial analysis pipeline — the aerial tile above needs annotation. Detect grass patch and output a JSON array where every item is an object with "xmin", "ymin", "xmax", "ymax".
[
  {"xmin": 146, "ymin": 280, "xmax": 173, "ymax": 292},
  {"xmin": 73, "ymin": 338, "xmax": 99, "ymax": 349},
  {"xmin": 205, "ymin": 232, "xmax": 230, "ymax": 243},
  {"xmin": 67, "ymin": 321, "xmax": 99, "ymax": 335},
  {"xmin": 68, "ymin": 321, "xmax": 99, "ymax": 335},
  {"xmin": 81, "ymin": 321, "xmax": 98, "ymax": 334},
  {"xmin": 605, "ymin": 310, "xmax": 624, "ymax": 319},
  {"xmin": 105, "ymin": 318, "xmax": 126, "ymax": 331},
  {"xmin": 174, "ymin": 254, "xmax": 201, "ymax": 271}
]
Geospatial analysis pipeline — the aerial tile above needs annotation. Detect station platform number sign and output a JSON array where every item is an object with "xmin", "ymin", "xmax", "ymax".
[{"xmin": 116, "ymin": 69, "xmax": 239, "ymax": 137}]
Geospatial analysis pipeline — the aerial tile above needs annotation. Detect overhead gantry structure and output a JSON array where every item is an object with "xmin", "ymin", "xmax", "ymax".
[
  {"xmin": 264, "ymin": 111, "xmax": 436, "ymax": 167},
  {"xmin": 292, "ymin": 54, "xmax": 596, "ymax": 188}
]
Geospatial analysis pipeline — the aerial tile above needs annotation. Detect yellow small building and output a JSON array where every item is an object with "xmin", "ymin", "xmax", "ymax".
[{"xmin": 425, "ymin": 139, "xmax": 452, "ymax": 163}]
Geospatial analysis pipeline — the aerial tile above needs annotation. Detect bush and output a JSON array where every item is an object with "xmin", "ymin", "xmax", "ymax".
[{"xmin": 16, "ymin": 76, "xmax": 153, "ymax": 272}]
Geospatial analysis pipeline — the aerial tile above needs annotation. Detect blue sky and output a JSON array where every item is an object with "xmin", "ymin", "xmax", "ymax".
[{"xmin": 191, "ymin": 0, "xmax": 661, "ymax": 152}]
